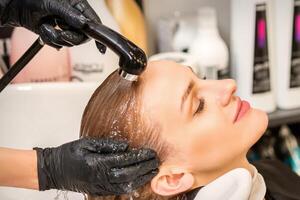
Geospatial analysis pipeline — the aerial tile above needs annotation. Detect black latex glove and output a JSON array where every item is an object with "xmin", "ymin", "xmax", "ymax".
[
  {"xmin": 34, "ymin": 138, "xmax": 159, "ymax": 196},
  {"xmin": 0, "ymin": 0, "xmax": 106, "ymax": 51}
]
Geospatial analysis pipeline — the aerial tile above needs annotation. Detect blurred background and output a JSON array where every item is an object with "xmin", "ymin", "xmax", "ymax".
[{"xmin": 0, "ymin": 0, "xmax": 300, "ymax": 199}]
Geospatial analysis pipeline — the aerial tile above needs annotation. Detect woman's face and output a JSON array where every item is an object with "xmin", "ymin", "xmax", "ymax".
[{"xmin": 140, "ymin": 61, "xmax": 268, "ymax": 173}]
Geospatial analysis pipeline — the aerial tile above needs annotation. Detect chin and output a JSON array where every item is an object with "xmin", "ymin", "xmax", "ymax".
[
  {"xmin": 238, "ymin": 108, "xmax": 268, "ymax": 148},
  {"xmin": 255, "ymin": 109, "xmax": 268, "ymax": 129},
  {"xmin": 250, "ymin": 108, "xmax": 268, "ymax": 141}
]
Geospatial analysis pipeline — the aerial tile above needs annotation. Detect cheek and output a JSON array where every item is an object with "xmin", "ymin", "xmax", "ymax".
[{"xmin": 184, "ymin": 114, "xmax": 241, "ymax": 171}]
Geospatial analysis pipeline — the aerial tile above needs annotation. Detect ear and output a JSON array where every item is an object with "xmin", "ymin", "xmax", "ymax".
[{"xmin": 151, "ymin": 167, "xmax": 194, "ymax": 196}]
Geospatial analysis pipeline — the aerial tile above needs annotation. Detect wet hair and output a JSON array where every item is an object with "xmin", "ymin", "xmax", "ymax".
[
  {"xmin": 80, "ymin": 70, "xmax": 168, "ymax": 159},
  {"xmin": 80, "ymin": 70, "xmax": 184, "ymax": 200}
]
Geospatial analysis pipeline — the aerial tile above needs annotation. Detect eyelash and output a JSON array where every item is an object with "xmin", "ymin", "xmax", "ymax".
[{"xmin": 194, "ymin": 98, "xmax": 205, "ymax": 116}]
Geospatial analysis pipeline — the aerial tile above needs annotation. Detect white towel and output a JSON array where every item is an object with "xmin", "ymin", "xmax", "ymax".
[{"xmin": 194, "ymin": 166, "xmax": 266, "ymax": 200}]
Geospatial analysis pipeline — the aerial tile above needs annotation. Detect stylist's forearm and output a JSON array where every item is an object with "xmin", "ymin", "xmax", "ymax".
[{"xmin": 0, "ymin": 147, "xmax": 39, "ymax": 190}]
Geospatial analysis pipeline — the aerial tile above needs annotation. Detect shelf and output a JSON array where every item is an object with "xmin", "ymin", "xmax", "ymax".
[{"xmin": 268, "ymin": 108, "xmax": 300, "ymax": 127}]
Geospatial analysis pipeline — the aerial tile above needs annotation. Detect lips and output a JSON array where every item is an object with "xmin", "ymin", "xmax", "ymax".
[{"xmin": 234, "ymin": 97, "xmax": 251, "ymax": 122}]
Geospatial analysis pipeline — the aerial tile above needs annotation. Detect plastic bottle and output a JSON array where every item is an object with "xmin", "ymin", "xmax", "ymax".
[
  {"xmin": 231, "ymin": 0, "xmax": 276, "ymax": 113},
  {"xmin": 68, "ymin": 0, "xmax": 120, "ymax": 82},
  {"xmin": 172, "ymin": 12, "xmax": 197, "ymax": 53},
  {"xmin": 189, "ymin": 7, "xmax": 229, "ymax": 80},
  {"xmin": 10, "ymin": 28, "xmax": 71, "ymax": 83},
  {"xmin": 273, "ymin": 0, "xmax": 300, "ymax": 109}
]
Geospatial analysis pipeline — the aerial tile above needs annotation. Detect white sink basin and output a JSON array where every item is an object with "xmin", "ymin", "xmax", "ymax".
[{"xmin": 0, "ymin": 82, "xmax": 100, "ymax": 199}]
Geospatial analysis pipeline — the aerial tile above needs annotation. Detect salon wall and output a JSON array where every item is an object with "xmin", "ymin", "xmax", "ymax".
[{"xmin": 142, "ymin": 0, "xmax": 231, "ymax": 55}]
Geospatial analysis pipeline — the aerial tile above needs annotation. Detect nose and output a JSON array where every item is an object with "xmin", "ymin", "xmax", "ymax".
[
  {"xmin": 199, "ymin": 79, "xmax": 236, "ymax": 106},
  {"xmin": 217, "ymin": 79, "xmax": 237, "ymax": 106}
]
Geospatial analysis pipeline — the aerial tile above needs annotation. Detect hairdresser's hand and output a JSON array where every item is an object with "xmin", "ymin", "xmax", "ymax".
[
  {"xmin": 34, "ymin": 138, "xmax": 159, "ymax": 196},
  {"xmin": 0, "ymin": 0, "xmax": 106, "ymax": 51}
]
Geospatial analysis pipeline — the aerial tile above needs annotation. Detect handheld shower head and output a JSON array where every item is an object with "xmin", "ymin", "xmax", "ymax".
[
  {"xmin": 0, "ymin": 21, "xmax": 147, "ymax": 93},
  {"xmin": 82, "ymin": 21, "xmax": 147, "ymax": 81}
]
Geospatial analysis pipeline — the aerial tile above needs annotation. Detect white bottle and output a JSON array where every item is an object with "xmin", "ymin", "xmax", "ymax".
[
  {"xmin": 69, "ymin": 0, "xmax": 120, "ymax": 82},
  {"xmin": 273, "ymin": 0, "xmax": 300, "ymax": 109},
  {"xmin": 172, "ymin": 12, "xmax": 197, "ymax": 53},
  {"xmin": 231, "ymin": 0, "xmax": 276, "ymax": 113},
  {"xmin": 189, "ymin": 7, "xmax": 229, "ymax": 80}
]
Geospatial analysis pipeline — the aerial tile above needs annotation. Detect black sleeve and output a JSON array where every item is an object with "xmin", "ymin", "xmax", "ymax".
[
  {"xmin": 0, "ymin": 0, "xmax": 11, "ymax": 25},
  {"xmin": 253, "ymin": 159, "xmax": 300, "ymax": 200}
]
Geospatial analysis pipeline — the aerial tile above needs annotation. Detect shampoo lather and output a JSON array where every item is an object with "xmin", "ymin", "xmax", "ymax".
[
  {"xmin": 274, "ymin": 0, "xmax": 300, "ymax": 109},
  {"xmin": 231, "ymin": 0, "xmax": 276, "ymax": 113}
]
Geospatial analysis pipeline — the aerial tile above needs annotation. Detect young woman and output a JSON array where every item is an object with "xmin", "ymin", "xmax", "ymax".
[{"xmin": 80, "ymin": 61, "xmax": 300, "ymax": 200}]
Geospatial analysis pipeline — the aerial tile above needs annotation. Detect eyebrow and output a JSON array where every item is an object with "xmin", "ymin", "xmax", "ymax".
[{"xmin": 180, "ymin": 81, "xmax": 195, "ymax": 112}]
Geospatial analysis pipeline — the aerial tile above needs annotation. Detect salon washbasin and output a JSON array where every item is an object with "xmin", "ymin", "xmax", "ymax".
[{"xmin": 0, "ymin": 82, "xmax": 101, "ymax": 200}]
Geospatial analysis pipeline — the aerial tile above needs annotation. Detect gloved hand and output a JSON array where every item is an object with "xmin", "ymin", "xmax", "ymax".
[
  {"xmin": 34, "ymin": 138, "xmax": 159, "ymax": 196},
  {"xmin": 0, "ymin": 0, "xmax": 106, "ymax": 51}
]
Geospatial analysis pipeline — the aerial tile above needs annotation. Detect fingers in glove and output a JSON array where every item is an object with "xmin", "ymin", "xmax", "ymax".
[
  {"xmin": 47, "ymin": 1, "xmax": 87, "ymax": 29},
  {"xmin": 114, "ymin": 170, "xmax": 159, "ymax": 194},
  {"xmin": 101, "ymin": 148, "xmax": 158, "ymax": 169},
  {"xmin": 71, "ymin": 1, "xmax": 107, "ymax": 53},
  {"xmin": 40, "ymin": 24, "xmax": 73, "ymax": 48},
  {"xmin": 73, "ymin": 0, "xmax": 102, "ymax": 23},
  {"xmin": 109, "ymin": 158, "xmax": 159, "ymax": 183},
  {"xmin": 60, "ymin": 30, "xmax": 88, "ymax": 45},
  {"xmin": 82, "ymin": 138, "xmax": 128, "ymax": 153}
]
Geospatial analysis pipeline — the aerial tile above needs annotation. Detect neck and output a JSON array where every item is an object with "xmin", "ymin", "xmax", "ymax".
[{"xmin": 192, "ymin": 156, "xmax": 253, "ymax": 189}]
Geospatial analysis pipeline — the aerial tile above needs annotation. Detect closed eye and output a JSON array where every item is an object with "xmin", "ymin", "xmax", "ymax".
[{"xmin": 194, "ymin": 98, "xmax": 205, "ymax": 116}]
